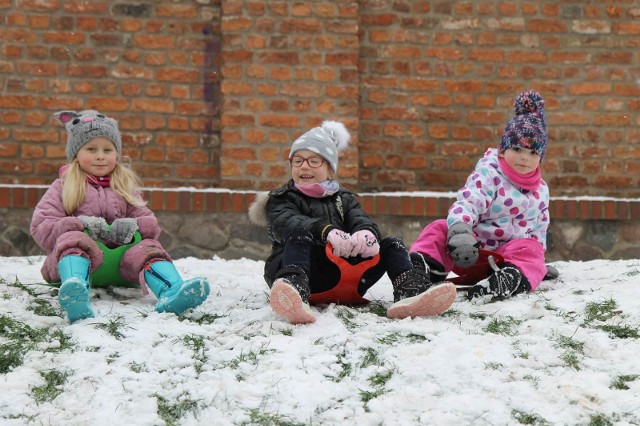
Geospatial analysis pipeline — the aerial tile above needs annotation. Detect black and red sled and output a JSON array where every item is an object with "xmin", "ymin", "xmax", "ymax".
[{"xmin": 450, "ymin": 249, "xmax": 559, "ymax": 291}]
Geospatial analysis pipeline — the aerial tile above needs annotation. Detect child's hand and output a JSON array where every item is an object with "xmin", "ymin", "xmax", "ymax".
[
  {"xmin": 107, "ymin": 218, "xmax": 139, "ymax": 244},
  {"xmin": 77, "ymin": 215, "xmax": 108, "ymax": 240},
  {"xmin": 446, "ymin": 223, "xmax": 480, "ymax": 268},
  {"xmin": 326, "ymin": 229, "xmax": 353, "ymax": 258},
  {"xmin": 350, "ymin": 230, "xmax": 379, "ymax": 258}
]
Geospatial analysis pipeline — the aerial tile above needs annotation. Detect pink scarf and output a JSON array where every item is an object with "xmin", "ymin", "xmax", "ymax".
[
  {"xmin": 294, "ymin": 180, "xmax": 339, "ymax": 198},
  {"xmin": 498, "ymin": 157, "xmax": 541, "ymax": 191},
  {"xmin": 59, "ymin": 165, "xmax": 111, "ymax": 188}
]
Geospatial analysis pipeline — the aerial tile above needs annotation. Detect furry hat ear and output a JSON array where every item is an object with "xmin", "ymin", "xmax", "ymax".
[
  {"xmin": 288, "ymin": 120, "xmax": 351, "ymax": 172},
  {"xmin": 54, "ymin": 110, "xmax": 122, "ymax": 161}
]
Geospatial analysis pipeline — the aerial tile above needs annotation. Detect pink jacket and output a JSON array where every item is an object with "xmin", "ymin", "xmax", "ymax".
[
  {"xmin": 31, "ymin": 178, "xmax": 160, "ymax": 252},
  {"xmin": 31, "ymin": 177, "xmax": 163, "ymax": 284}
]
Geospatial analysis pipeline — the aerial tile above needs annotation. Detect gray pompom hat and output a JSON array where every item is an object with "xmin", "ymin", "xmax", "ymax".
[
  {"xmin": 54, "ymin": 110, "xmax": 122, "ymax": 161},
  {"xmin": 289, "ymin": 120, "xmax": 351, "ymax": 173}
]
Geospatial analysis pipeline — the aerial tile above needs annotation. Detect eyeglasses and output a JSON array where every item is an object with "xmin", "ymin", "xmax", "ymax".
[{"xmin": 290, "ymin": 156, "xmax": 326, "ymax": 168}]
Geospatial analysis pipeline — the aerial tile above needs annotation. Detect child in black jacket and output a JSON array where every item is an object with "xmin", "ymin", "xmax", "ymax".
[{"xmin": 250, "ymin": 121, "xmax": 456, "ymax": 324}]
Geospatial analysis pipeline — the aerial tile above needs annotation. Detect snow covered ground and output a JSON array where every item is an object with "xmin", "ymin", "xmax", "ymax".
[{"xmin": 1, "ymin": 255, "xmax": 639, "ymax": 425}]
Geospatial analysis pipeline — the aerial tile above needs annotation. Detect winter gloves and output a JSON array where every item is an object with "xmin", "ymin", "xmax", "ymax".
[
  {"xmin": 350, "ymin": 230, "xmax": 379, "ymax": 258},
  {"xmin": 109, "ymin": 218, "xmax": 138, "ymax": 244},
  {"xmin": 326, "ymin": 229, "xmax": 380, "ymax": 258},
  {"xmin": 78, "ymin": 216, "xmax": 108, "ymax": 240},
  {"xmin": 77, "ymin": 216, "xmax": 138, "ymax": 244},
  {"xmin": 447, "ymin": 222, "xmax": 480, "ymax": 268}
]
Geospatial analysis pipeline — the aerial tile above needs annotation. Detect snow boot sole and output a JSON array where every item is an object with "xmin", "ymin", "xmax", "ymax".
[
  {"xmin": 387, "ymin": 281, "xmax": 456, "ymax": 319},
  {"xmin": 59, "ymin": 278, "xmax": 95, "ymax": 323},
  {"xmin": 270, "ymin": 279, "xmax": 316, "ymax": 324}
]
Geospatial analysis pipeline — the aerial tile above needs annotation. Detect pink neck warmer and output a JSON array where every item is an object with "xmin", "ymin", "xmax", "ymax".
[
  {"xmin": 294, "ymin": 180, "xmax": 340, "ymax": 198},
  {"xmin": 498, "ymin": 157, "xmax": 541, "ymax": 191}
]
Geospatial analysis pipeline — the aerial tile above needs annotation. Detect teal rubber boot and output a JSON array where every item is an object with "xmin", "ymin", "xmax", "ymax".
[
  {"xmin": 58, "ymin": 255, "xmax": 95, "ymax": 323},
  {"xmin": 144, "ymin": 261, "xmax": 210, "ymax": 314}
]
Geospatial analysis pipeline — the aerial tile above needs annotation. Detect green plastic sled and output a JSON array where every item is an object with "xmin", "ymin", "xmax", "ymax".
[{"xmin": 51, "ymin": 230, "xmax": 142, "ymax": 289}]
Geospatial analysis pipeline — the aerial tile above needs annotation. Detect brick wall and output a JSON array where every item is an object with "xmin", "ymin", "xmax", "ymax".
[
  {"xmin": 0, "ymin": 0, "xmax": 221, "ymax": 187},
  {"xmin": 2, "ymin": 1, "xmax": 640, "ymax": 197}
]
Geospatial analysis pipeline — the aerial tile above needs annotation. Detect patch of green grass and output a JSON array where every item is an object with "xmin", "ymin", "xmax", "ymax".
[
  {"xmin": 359, "ymin": 347, "xmax": 382, "ymax": 369},
  {"xmin": 512, "ymin": 409, "xmax": 550, "ymax": 425},
  {"xmin": 333, "ymin": 349, "xmax": 352, "ymax": 382},
  {"xmin": 31, "ymin": 369, "xmax": 71, "ymax": 403},
  {"xmin": 440, "ymin": 308, "xmax": 460, "ymax": 317},
  {"xmin": 182, "ymin": 334, "xmax": 208, "ymax": 374},
  {"xmin": 485, "ymin": 316, "xmax": 522, "ymax": 336},
  {"xmin": 106, "ymin": 352, "xmax": 120, "ymax": 364},
  {"xmin": 227, "ymin": 344, "xmax": 275, "ymax": 370},
  {"xmin": 0, "ymin": 314, "xmax": 52, "ymax": 373},
  {"xmin": 359, "ymin": 388, "xmax": 385, "ymax": 404},
  {"xmin": 470, "ymin": 312, "xmax": 488, "ymax": 320},
  {"xmin": 376, "ymin": 332, "xmax": 428, "ymax": 345},
  {"xmin": 95, "ymin": 314, "xmax": 127, "ymax": 340},
  {"xmin": 0, "ymin": 343, "xmax": 24, "ymax": 374},
  {"xmin": 596, "ymin": 324, "xmax": 639, "ymax": 339},
  {"xmin": 368, "ymin": 369, "xmax": 393, "ymax": 387},
  {"xmin": 610, "ymin": 374, "xmax": 640, "ymax": 390},
  {"xmin": 584, "ymin": 299, "xmax": 619, "ymax": 324},
  {"xmin": 553, "ymin": 334, "xmax": 585, "ymax": 353},
  {"xmin": 335, "ymin": 307, "xmax": 357, "ymax": 330},
  {"xmin": 363, "ymin": 300, "xmax": 387, "ymax": 317},
  {"xmin": 46, "ymin": 329, "xmax": 75, "ymax": 353},
  {"xmin": 156, "ymin": 394, "xmax": 199, "ymax": 426},
  {"xmin": 182, "ymin": 312, "xmax": 227, "ymax": 325},
  {"xmin": 129, "ymin": 361, "xmax": 147, "ymax": 373},
  {"xmin": 244, "ymin": 408, "xmax": 304, "ymax": 426},
  {"xmin": 587, "ymin": 413, "xmax": 613, "ymax": 426},
  {"xmin": 485, "ymin": 362, "xmax": 504, "ymax": 370},
  {"xmin": 560, "ymin": 352, "xmax": 581, "ymax": 371}
]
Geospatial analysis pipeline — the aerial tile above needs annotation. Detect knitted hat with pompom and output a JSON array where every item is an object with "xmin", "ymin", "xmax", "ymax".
[
  {"xmin": 289, "ymin": 120, "xmax": 350, "ymax": 172},
  {"xmin": 499, "ymin": 90, "xmax": 548, "ymax": 162}
]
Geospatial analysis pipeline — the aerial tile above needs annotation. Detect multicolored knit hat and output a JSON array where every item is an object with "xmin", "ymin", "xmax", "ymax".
[
  {"xmin": 499, "ymin": 90, "xmax": 548, "ymax": 161},
  {"xmin": 54, "ymin": 110, "xmax": 122, "ymax": 161},
  {"xmin": 289, "ymin": 120, "xmax": 350, "ymax": 172}
]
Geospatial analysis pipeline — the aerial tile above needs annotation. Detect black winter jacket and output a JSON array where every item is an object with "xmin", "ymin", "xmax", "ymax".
[{"xmin": 265, "ymin": 180, "xmax": 381, "ymax": 268}]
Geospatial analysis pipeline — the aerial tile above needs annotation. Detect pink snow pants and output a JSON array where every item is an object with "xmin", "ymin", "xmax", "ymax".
[
  {"xmin": 410, "ymin": 219, "xmax": 547, "ymax": 290},
  {"xmin": 41, "ymin": 230, "xmax": 172, "ymax": 294}
]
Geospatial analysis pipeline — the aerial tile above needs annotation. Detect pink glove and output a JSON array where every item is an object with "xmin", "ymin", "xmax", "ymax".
[
  {"xmin": 326, "ymin": 229, "xmax": 353, "ymax": 258},
  {"xmin": 350, "ymin": 230, "xmax": 379, "ymax": 258}
]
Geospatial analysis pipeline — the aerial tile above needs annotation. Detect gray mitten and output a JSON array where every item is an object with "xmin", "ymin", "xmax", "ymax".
[
  {"xmin": 108, "ymin": 218, "xmax": 139, "ymax": 244},
  {"xmin": 447, "ymin": 222, "xmax": 480, "ymax": 268},
  {"xmin": 77, "ymin": 215, "xmax": 108, "ymax": 240}
]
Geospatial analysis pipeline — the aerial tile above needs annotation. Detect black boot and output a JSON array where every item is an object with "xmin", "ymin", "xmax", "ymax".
[
  {"xmin": 270, "ymin": 265, "xmax": 315, "ymax": 324},
  {"xmin": 467, "ymin": 265, "xmax": 531, "ymax": 300},
  {"xmin": 387, "ymin": 269, "xmax": 456, "ymax": 319},
  {"xmin": 409, "ymin": 251, "xmax": 448, "ymax": 284}
]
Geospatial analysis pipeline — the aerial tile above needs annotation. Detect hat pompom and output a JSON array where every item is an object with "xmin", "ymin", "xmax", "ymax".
[
  {"xmin": 321, "ymin": 120, "xmax": 350, "ymax": 151},
  {"xmin": 513, "ymin": 90, "xmax": 544, "ymax": 116}
]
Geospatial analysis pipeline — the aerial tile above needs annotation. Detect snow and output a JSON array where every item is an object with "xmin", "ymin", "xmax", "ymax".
[{"xmin": 1, "ymin": 255, "xmax": 639, "ymax": 425}]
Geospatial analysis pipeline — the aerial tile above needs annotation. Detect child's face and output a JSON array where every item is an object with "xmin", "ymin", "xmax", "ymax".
[
  {"xmin": 290, "ymin": 149, "xmax": 333, "ymax": 184},
  {"xmin": 500, "ymin": 146, "xmax": 541, "ymax": 174},
  {"xmin": 76, "ymin": 137, "xmax": 118, "ymax": 177}
]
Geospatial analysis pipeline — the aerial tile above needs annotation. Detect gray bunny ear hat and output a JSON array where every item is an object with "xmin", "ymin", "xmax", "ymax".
[
  {"xmin": 54, "ymin": 110, "xmax": 122, "ymax": 161},
  {"xmin": 289, "ymin": 120, "xmax": 350, "ymax": 172}
]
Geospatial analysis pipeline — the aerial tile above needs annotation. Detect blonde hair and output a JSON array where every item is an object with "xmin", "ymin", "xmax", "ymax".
[{"xmin": 61, "ymin": 160, "xmax": 146, "ymax": 215}]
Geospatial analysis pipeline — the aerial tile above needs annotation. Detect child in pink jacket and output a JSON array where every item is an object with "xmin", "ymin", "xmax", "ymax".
[
  {"xmin": 410, "ymin": 90, "xmax": 550, "ymax": 300},
  {"xmin": 31, "ymin": 110, "xmax": 210, "ymax": 323}
]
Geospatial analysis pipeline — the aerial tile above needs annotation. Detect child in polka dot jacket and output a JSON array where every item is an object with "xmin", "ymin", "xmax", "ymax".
[{"xmin": 410, "ymin": 90, "xmax": 550, "ymax": 300}]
